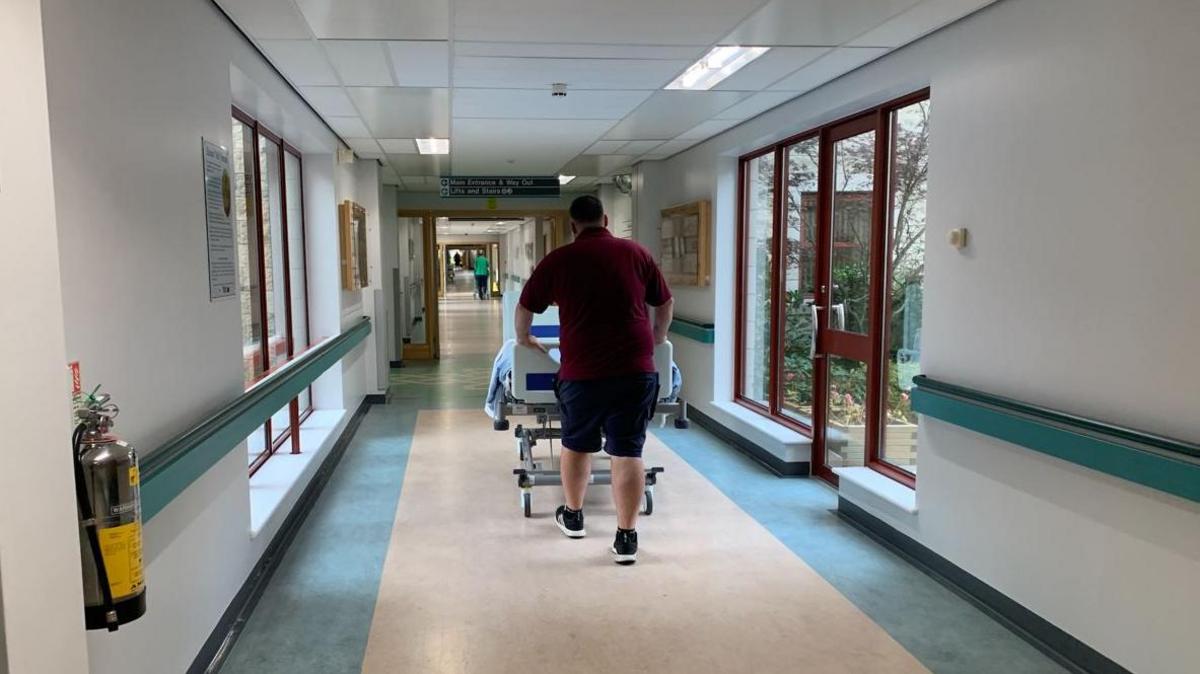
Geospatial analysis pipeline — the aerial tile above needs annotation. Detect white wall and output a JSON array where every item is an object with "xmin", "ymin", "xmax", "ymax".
[
  {"xmin": 639, "ymin": 0, "xmax": 1200, "ymax": 671},
  {"xmin": 0, "ymin": 2, "xmax": 90, "ymax": 671},
  {"xmin": 36, "ymin": 1, "xmax": 372, "ymax": 672},
  {"xmin": 598, "ymin": 183, "xmax": 633, "ymax": 239}
]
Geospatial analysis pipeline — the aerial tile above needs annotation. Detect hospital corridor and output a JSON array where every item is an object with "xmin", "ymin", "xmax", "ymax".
[{"xmin": 4, "ymin": 1, "xmax": 1199, "ymax": 673}]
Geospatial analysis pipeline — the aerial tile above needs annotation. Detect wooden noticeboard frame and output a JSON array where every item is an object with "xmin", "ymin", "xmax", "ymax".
[
  {"xmin": 659, "ymin": 200, "xmax": 711, "ymax": 286},
  {"xmin": 339, "ymin": 200, "xmax": 368, "ymax": 289}
]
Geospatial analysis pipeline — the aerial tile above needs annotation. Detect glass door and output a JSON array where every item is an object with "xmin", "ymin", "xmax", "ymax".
[{"xmin": 811, "ymin": 114, "xmax": 887, "ymax": 482}]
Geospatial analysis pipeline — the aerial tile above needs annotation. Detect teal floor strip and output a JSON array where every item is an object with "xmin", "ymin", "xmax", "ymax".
[
  {"xmin": 651, "ymin": 424, "xmax": 1068, "ymax": 674},
  {"xmin": 220, "ymin": 402, "xmax": 416, "ymax": 674}
]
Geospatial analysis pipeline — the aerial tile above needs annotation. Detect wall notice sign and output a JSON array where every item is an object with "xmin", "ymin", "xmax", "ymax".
[
  {"xmin": 439, "ymin": 176, "xmax": 559, "ymax": 198},
  {"xmin": 202, "ymin": 139, "xmax": 236, "ymax": 300}
]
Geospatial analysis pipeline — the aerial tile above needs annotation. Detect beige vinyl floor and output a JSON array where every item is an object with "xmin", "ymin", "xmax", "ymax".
[{"xmin": 361, "ymin": 408, "xmax": 929, "ymax": 674}]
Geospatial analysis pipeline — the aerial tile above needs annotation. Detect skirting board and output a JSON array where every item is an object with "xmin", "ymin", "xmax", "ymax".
[
  {"xmin": 188, "ymin": 396, "xmax": 383, "ymax": 674},
  {"xmin": 688, "ymin": 406, "xmax": 809, "ymax": 477},
  {"xmin": 389, "ymin": 360, "xmax": 403, "ymax": 369},
  {"xmin": 837, "ymin": 497, "xmax": 1131, "ymax": 674}
]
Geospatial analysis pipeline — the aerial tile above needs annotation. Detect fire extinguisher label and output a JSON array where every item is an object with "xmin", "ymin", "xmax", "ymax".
[{"xmin": 98, "ymin": 521, "xmax": 144, "ymax": 598}]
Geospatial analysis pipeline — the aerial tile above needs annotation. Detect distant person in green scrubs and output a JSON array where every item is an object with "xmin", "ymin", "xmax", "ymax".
[{"xmin": 474, "ymin": 253, "xmax": 490, "ymax": 300}]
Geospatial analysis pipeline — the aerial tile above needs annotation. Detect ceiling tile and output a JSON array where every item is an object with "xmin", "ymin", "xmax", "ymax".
[
  {"xmin": 385, "ymin": 154, "xmax": 450, "ymax": 173},
  {"xmin": 298, "ymin": 86, "xmax": 359, "ymax": 116},
  {"xmin": 847, "ymin": 0, "xmax": 997, "ymax": 47},
  {"xmin": 378, "ymin": 138, "xmax": 417, "ymax": 153},
  {"xmin": 346, "ymin": 87, "xmax": 450, "ymax": 137},
  {"xmin": 602, "ymin": 91, "xmax": 751, "ymax": 140},
  {"xmin": 558, "ymin": 155, "xmax": 639, "ymax": 177},
  {"xmin": 722, "ymin": 0, "xmax": 923, "ymax": 46},
  {"xmin": 675, "ymin": 118, "xmax": 742, "ymax": 141},
  {"xmin": 451, "ymin": 118, "xmax": 616, "ymax": 175},
  {"xmin": 714, "ymin": 91, "xmax": 797, "ymax": 120},
  {"xmin": 453, "ymin": 89, "xmax": 652, "ymax": 120},
  {"xmin": 453, "ymin": 57, "xmax": 689, "ymax": 90},
  {"xmin": 344, "ymin": 137, "xmax": 383, "ymax": 154},
  {"xmin": 322, "ymin": 40, "xmax": 395, "ymax": 86},
  {"xmin": 217, "ymin": 0, "xmax": 312, "ymax": 39},
  {"xmin": 295, "ymin": 0, "xmax": 449, "ymax": 40},
  {"xmin": 257, "ymin": 40, "xmax": 340, "ymax": 86},
  {"xmin": 453, "ymin": 0, "xmax": 763, "ymax": 45},
  {"xmin": 617, "ymin": 140, "xmax": 667, "ymax": 155},
  {"xmin": 768, "ymin": 47, "xmax": 890, "ymax": 92},
  {"xmin": 454, "ymin": 42, "xmax": 706, "ymax": 60},
  {"xmin": 713, "ymin": 47, "xmax": 831, "ymax": 91},
  {"xmin": 641, "ymin": 138, "xmax": 698, "ymax": 159},
  {"xmin": 387, "ymin": 41, "xmax": 450, "ymax": 87},
  {"xmin": 325, "ymin": 115, "xmax": 372, "ymax": 137},
  {"xmin": 583, "ymin": 140, "xmax": 628, "ymax": 155}
]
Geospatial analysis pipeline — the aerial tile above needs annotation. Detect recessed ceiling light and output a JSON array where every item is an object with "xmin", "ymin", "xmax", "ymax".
[
  {"xmin": 416, "ymin": 138, "xmax": 450, "ymax": 155},
  {"xmin": 558, "ymin": 175, "xmax": 576, "ymax": 185},
  {"xmin": 665, "ymin": 46, "xmax": 769, "ymax": 91}
]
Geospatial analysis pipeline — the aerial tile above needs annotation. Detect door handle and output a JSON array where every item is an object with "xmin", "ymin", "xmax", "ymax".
[
  {"xmin": 832, "ymin": 303, "xmax": 846, "ymax": 331},
  {"xmin": 809, "ymin": 303, "xmax": 823, "ymax": 359}
]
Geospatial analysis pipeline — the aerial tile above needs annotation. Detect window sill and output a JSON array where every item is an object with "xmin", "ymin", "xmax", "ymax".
[
  {"xmin": 834, "ymin": 466, "xmax": 918, "ymax": 515},
  {"xmin": 248, "ymin": 409, "xmax": 347, "ymax": 537},
  {"xmin": 713, "ymin": 400, "xmax": 811, "ymax": 445}
]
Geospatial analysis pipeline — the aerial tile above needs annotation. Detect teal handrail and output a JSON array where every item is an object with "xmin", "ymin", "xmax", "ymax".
[
  {"xmin": 669, "ymin": 316, "xmax": 715, "ymax": 344},
  {"xmin": 140, "ymin": 317, "xmax": 372, "ymax": 520},
  {"xmin": 911, "ymin": 375, "xmax": 1200, "ymax": 504}
]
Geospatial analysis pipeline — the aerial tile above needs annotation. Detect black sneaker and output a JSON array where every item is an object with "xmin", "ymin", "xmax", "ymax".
[
  {"xmin": 611, "ymin": 529, "xmax": 638, "ymax": 565},
  {"xmin": 555, "ymin": 505, "xmax": 585, "ymax": 538}
]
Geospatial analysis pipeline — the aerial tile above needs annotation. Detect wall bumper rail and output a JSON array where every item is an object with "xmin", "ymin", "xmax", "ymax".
[
  {"xmin": 910, "ymin": 374, "xmax": 1200, "ymax": 504},
  {"xmin": 668, "ymin": 316, "xmax": 715, "ymax": 344},
  {"xmin": 140, "ymin": 317, "xmax": 372, "ymax": 520}
]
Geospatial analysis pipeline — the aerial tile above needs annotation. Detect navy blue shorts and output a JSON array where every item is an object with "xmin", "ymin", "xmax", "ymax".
[{"xmin": 556, "ymin": 373, "xmax": 659, "ymax": 458}]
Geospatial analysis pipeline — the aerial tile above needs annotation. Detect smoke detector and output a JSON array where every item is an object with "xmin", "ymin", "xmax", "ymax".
[{"xmin": 551, "ymin": 82, "xmax": 567, "ymax": 97}]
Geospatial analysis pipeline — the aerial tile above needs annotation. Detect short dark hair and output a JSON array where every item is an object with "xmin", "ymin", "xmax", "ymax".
[{"xmin": 569, "ymin": 195, "xmax": 604, "ymax": 226}]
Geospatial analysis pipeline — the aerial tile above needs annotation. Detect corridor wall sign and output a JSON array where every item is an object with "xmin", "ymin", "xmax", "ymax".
[
  {"xmin": 201, "ymin": 138, "xmax": 236, "ymax": 301},
  {"xmin": 439, "ymin": 176, "xmax": 560, "ymax": 198}
]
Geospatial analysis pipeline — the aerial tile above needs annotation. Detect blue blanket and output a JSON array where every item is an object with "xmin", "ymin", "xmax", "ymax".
[{"xmin": 485, "ymin": 339, "xmax": 682, "ymax": 418}]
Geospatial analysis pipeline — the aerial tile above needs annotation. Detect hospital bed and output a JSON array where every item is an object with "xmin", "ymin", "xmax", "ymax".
[{"xmin": 491, "ymin": 308, "xmax": 689, "ymax": 518}]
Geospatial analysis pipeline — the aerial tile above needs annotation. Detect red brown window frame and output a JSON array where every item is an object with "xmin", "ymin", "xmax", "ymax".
[
  {"xmin": 733, "ymin": 88, "xmax": 930, "ymax": 488},
  {"xmin": 234, "ymin": 106, "xmax": 313, "ymax": 476}
]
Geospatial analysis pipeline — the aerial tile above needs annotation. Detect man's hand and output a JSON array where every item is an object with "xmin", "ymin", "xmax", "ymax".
[{"xmin": 518, "ymin": 334, "xmax": 550, "ymax": 353}]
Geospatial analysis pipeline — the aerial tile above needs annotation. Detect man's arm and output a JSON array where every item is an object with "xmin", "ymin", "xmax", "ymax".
[
  {"xmin": 651, "ymin": 297, "xmax": 674, "ymax": 345},
  {"xmin": 515, "ymin": 302, "xmax": 548, "ymax": 352}
]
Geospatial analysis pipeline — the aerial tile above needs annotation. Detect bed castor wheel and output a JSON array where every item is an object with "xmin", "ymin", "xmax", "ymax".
[
  {"xmin": 494, "ymin": 418, "xmax": 510, "ymax": 431},
  {"xmin": 522, "ymin": 491, "xmax": 532, "ymax": 518},
  {"xmin": 641, "ymin": 490, "xmax": 654, "ymax": 516},
  {"xmin": 673, "ymin": 418, "xmax": 690, "ymax": 429}
]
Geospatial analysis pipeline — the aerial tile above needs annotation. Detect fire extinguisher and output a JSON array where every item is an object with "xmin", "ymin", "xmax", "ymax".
[{"xmin": 72, "ymin": 387, "xmax": 146, "ymax": 631}]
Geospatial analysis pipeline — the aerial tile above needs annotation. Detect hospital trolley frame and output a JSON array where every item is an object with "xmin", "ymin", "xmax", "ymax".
[{"xmin": 494, "ymin": 398, "xmax": 689, "ymax": 518}]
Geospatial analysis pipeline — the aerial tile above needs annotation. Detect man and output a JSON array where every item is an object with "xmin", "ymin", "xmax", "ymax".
[
  {"xmin": 516, "ymin": 195, "xmax": 674, "ymax": 565},
  {"xmin": 473, "ymin": 252, "xmax": 490, "ymax": 300}
]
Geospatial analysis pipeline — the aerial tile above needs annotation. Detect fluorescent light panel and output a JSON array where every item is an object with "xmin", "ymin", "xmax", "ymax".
[
  {"xmin": 665, "ymin": 46, "xmax": 770, "ymax": 91},
  {"xmin": 416, "ymin": 138, "xmax": 450, "ymax": 155},
  {"xmin": 558, "ymin": 175, "xmax": 576, "ymax": 185}
]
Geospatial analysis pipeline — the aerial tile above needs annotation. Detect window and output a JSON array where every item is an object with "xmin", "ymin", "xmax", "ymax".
[
  {"xmin": 232, "ymin": 108, "xmax": 313, "ymax": 475},
  {"xmin": 737, "ymin": 151, "xmax": 776, "ymax": 408},
  {"xmin": 735, "ymin": 90, "xmax": 929, "ymax": 486}
]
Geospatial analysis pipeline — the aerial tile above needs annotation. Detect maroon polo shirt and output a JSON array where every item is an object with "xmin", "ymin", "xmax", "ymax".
[{"xmin": 519, "ymin": 227, "xmax": 672, "ymax": 381}]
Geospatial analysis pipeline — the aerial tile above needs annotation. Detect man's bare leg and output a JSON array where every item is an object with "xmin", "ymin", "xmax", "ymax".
[
  {"xmin": 560, "ymin": 447, "xmax": 591, "ymax": 510},
  {"xmin": 611, "ymin": 456, "xmax": 645, "ymax": 530}
]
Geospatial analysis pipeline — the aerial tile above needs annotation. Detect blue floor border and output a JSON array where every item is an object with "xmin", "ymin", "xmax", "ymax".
[
  {"xmin": 651, "ymin": 423, "xmax": 1070, "ymax": 674},
  {"xmin": 216, "ymin": 400, "xmax": 417, "ymax": 674}
]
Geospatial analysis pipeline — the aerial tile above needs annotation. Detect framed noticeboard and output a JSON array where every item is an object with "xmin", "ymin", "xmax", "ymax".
[
  {"xmin": 339, "ymin": 200, "xmax": 368, "ymax": 289},
  {"xmin": 658, "ymin": 200, "xmax": 711, "ymax": 286}
]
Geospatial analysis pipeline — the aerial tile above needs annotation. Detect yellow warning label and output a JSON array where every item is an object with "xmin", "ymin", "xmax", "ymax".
[
  {"xmin": 97, "ymin": 521, "xmax": 144, "ymax": 598},
  {"xmin": 128, "ymin": 465, "xmax": 139, "ymax": 486}
]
